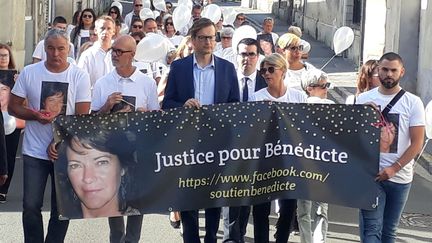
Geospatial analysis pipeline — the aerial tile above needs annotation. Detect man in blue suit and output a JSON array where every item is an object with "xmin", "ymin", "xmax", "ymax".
[{"xmin": 162, "ymin": 18, "xmax": 240, "ymax": 243}]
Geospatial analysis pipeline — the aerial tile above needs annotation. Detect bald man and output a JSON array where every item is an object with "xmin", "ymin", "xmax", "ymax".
[{"xmin": 90, "ymin": 35, "xmax": 159, "ymax": 242}]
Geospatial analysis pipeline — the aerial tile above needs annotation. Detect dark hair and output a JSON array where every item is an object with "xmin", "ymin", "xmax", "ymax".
[
  {"xmin": 109, "ymin": 6, "xmax": 123, "ymax": 23},
  {"xmin": 192, "ymin": 4, "xmax": 202, "ymax": 12},
  {"xmin": 143, "ymin": 18, "xmax": 156, "ymax": 26},
  {"xmin": 237, "ymin": 38, "xmax": 259, "ymax": 53},
  {"xmin": 71, "ymin": 8, "xmax": 96, "ymax": 45},
  {"xmin": 40, "ymin": 82, "xmax": 67, "ymax": 111},
  {"xmin": 130, "ymin": 31, "xmax": 145, "ymax": 40},
  {"xmin": 0, "ymin": 43, "xmax": 16, "ymax": 69},
  {"xmin": 53, "ymin": 16, "xmax": 67, "ymax": 25},
  {"xmin": 189, "ymin": 18, "xmax": 216, "ymax": 39},
  {"xmin": 379, "ymin": 52, "xmax": 404, "ymax": 66},
  {"xmin": 71, "ymin": 10, "xmax": 81, "ymax": 26},
  {"xmin": 56, "ymin": 129, "xmax": 137, "ymax": 218}
]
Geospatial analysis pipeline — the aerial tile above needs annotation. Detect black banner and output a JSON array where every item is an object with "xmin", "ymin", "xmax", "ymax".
[{"xmin": 53, "ymin": 102, "xmax": 380, "ymax": 219}]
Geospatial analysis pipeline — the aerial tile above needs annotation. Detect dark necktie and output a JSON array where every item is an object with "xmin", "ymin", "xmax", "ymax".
[{"xmin": 242, "ymin": 77, "xmax": 249, "ymax": 102}]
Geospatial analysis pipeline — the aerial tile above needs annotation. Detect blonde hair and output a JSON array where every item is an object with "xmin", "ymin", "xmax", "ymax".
[
  {"xmin": 288, "ymin": 26, "xmax": 302, "ymax": 38},
  {"xmin": 260, "ymin": 53, "xmax": 288, "ymax": 74},
  {"xmin": 277, "ymin": 33, "xmax": 301, "ymax": 50},
  {"xmin": 176, "ymin": 36, "xmax": 192, "ymax": 59}
]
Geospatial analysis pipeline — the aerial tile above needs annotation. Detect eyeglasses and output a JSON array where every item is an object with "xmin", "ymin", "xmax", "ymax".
[
  {"xmin": 132, "ymin": 25, "xmax": 143, "ymax": 29},
  {"xmin": 196, "ymin": 35, "xmax": 216, "ymax": 42},
  {"xmin": 109, "ymin": 47, "xmax": 133, "ymax": 56},
  {"xmin": 109, "ymin": 11, "xmax": 117, "ymax": 14},
  {"xmin": 82, "ymin": 14, "xmax": 93, "ymax": 19},
  {"xmin": 135, "ymin": 4, "xmax": 143, "ymax": 7},
  {"xmin": 221, "ymin": 36, "xmax": 232, "ymax": 40},
  {"xmin": 238, "ymin": 52, "xmax": 257, "ymax": 58},
  {"xmin": 259, "ymin": 66, "xmax": 279, "ymax": 75},
  {"xmin": 309, "ymin": 82, "xmax": 332, "ymax": 89},
  {"xmin": 286, "ymin": 45, "xmax": 304, "ymax": 52},
  {"xmin": 0, "ymin": 54, "xmax": 9, "ymax": 59}
]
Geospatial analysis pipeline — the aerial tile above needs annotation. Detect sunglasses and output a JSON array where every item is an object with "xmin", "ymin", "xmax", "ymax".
[
  {"xmin": 109, "ymin": 11, "xmax": 117, "ymax": 14},
  {"xmin": 135, "ymin": 4, "xmax": 143, "ymax": 7},
  {"xmin": 82, "ymin": 14, "xmax": 93, "ymax": 19},
  {"xmin": 109, "ymin": 47, "xmax": 133, "ymax": 56},
  {"xmin": 259, "ymin": 66, "xmax": 279, "ymax": 75},
  {"xmin": 309, "ymin": 82, "xmax": 331, "ymax": 89},
  {"xmin": 238, "ymin": 52, "xmax": 257, "ymax": 58},
  {"xmin": 166, "ymin": 22, "xmax": 174, "ymax": 26},
  {"xmin": 132, "ymin": 25, "xmax": 143, "ymax": 29},
  {"xmin": 286, "ymin": 45, "xmax": 304, "ymax": 52}
]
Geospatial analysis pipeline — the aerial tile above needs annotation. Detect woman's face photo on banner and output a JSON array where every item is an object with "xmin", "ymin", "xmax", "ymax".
[{"xmin": 66, "ymin": 135, "xmax": 125, "ymax": 218}]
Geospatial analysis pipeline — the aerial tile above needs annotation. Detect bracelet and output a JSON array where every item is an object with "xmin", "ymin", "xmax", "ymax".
[{"xmin": 395, "ymin": 161, "xmax": 403, "ymax": 170}]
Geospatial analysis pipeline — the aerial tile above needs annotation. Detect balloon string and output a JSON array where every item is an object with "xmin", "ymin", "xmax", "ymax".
[{"xmin": 320, "ymin": 54, "xmax": 336, "ymax": 70}]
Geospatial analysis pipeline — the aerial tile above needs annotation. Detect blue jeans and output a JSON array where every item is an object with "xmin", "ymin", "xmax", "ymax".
[
  {"xmin": 22, "ymin": 155, "xmax": 69, "ymax": 243},
  {"xmin": 359, "ymin": 180, "xmax": 411, "ymax": 243}
]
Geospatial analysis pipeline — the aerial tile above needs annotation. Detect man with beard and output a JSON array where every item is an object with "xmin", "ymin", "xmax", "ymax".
[
  {"xmin": 77, "ymin": 16, "xmax": 115, "ymax": 87},
  {"xmin": 356, "ymin": 52, "xmax": 425, "ymax": 243}
]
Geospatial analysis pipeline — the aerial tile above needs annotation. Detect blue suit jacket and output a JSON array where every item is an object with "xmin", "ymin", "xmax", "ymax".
[{"xmin": 162, "ymin": 55, "xmax": 240, "ymax": 109}]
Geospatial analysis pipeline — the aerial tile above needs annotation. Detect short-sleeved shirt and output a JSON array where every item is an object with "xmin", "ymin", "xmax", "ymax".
[
  {"xmin": 356, "ymin": 87, "xmax": 425, "ymax": 183},
  {"xmin": 91, "ymin": 68, "xmax": 160, "ymax": 112},
  {"xmin": 11, "ymin": 62, "xmax": 91, "ymax": 160},
  {"xmin": 249, "ymin": 87, "xmax": 307, "ymax": 103},
  {"xmin": 77, "ymin": 43, "xmax": 114, "ymax": 87}
]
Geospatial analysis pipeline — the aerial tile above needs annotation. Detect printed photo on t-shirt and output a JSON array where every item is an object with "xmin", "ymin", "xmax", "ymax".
[
  {"xmin": 112, "ymin": 95, "xmax": 136, "ymax": 113},
  {"xmin": 257, "ymin": 33, "xmax": 275, "ymax": 56},
  {"xmin": 40, "ymin": 81, "xmax": 69, "ymax": 117},
  {"xmin": 380, "ymin": 113, "xmax": 399, "ymax": 153}
]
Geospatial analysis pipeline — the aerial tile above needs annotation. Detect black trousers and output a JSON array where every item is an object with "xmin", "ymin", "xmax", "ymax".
[
  {"xmin": 0, "ymin": 128, "xmax": 21, "ymax": 194},
  {"xmin": 180, "ymin": 208, "xmax": 221, "ymax": 243}
]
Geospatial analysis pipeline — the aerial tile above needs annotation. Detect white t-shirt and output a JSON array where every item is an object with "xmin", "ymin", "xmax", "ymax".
[
  {"xmin": 356, "ymin": 88, "xmax": 425, "ymax": 183},
  {"xmin": 11, "ymin": 62, "xmax": 91, "ymax": 160},
  {"xmin": 32, "ymin": 40, "xmax": 75, "ymax": 61},
  {"xmin": 425, "ymin": 100, "xmax": 432, "ymax": 139},
  {"xmin": 249, "ymin": 87, "xmax": 307, "ymax": 103},
  {"xmin": 306, "ymin": 96, "xmax": 335, "ymax": 104},
  {"xmin": 77, "ymin": 43, "xmax": 114, "ymax": 87},
  {"xmin": 284, "ymin": 62, "xmax": 315, "ymax": 89},
  {"xmin": 91, "ymin": 68, "xmax": 159, "ymax": 112}
]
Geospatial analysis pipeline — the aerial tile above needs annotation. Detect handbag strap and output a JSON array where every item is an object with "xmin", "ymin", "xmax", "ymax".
[{"xmin": 382, "ymin": 89, "xmax": 405, "ymax": 119}]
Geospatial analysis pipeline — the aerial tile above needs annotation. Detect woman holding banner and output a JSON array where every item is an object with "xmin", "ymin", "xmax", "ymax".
[
  {"xmin": 249, "ymin": 53, "xmax": 306, "ymax": 242},
  {"xmin": 57, "ymin": 131, "xmax": 139, "ymax": 219}
]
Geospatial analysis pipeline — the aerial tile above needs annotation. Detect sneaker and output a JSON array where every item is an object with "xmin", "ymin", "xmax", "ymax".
[{"xmin": 0, "ymin": 194, "xmax": 6, "ymax": 203}]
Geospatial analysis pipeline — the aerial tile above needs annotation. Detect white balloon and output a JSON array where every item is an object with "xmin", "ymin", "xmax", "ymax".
[
  {"xmin": 173, "ymin": 5, "xmax": 191, "ymax": 31},
  {"xmin": 153, "ymin": 0, "xmax": 167, "ymax": 12},
  {"xmin": 120, "ymin": 23, "xmax": 129, "ymax": 35},
  {"xmin": 111, "ymin": 1, "xmax": 123, "ymax": 15},
  {"xmin": 135, "ymin": 33, "xmax": 170, "ymax": 62},
  {"xmin": 143, "ymin": 0, "xmax": 151, "ymax": 9},
  {"xmin": 333, "ymin": 26, "xmax": 354, "ymax": 55},
  {"xmin": 300, "ymin": 39, "xmax": 311, "ymax": 54},
  {"xmin": 232, "ymin": 25, "xmax": 257, "ymax": 54},
  {"xmin": 222, "ymin": 8, "xmax": 237, "ymax": 26},
  {"xmin": 426, "ymin": 100, "xmax": 432, "ymax": 139},
  {"xmin": 178, "ymin": 0, "xmax": 193, "ymax": 10},
  {"xmin": 2, "ymin": 111, "xmax": 16, "ymax": 135},
  {"xmin": 153, "ymin": 10, "xmax": 160, "ymax": 19},
  {"xmin": 202, "ymin": 4, "xmax": 222, "ymax": 24},
  {"xmin": 140, "ymin": 8, "xmax": 154, "ymax": 21}
]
